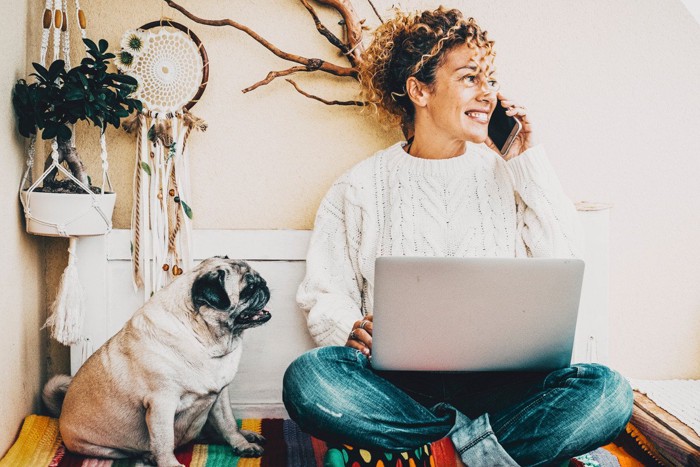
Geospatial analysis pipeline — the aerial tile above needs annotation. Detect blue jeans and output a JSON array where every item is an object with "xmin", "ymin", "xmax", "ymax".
[{"xmin": 283, "ymin": 346, "xmax": 633, "ymax": 467}]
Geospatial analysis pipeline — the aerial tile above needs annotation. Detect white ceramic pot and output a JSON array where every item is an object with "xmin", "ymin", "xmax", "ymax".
[{"xmin": 20, "ymin": 190, "xmax": 116, "ymax": 237}]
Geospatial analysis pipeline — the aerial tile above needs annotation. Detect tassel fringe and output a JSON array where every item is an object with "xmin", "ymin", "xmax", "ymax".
[
  {"xmin": 44, "ymin": 238, "xmax": 85, "ymax": 345},
  {"xmin": 130, "ymin": 113, "xmax": 195, "ymax": 297}
]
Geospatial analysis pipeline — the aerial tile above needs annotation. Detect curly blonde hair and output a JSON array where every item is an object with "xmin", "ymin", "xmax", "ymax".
[{"xmin": 358, "ymin": 7, "xmax": 494, "ymax": 130}]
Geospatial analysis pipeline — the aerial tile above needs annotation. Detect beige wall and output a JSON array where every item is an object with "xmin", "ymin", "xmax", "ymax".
[
  {"xmin": 0, "ymin": 0, "xmax": 47, "ymax": 456},
  {"xmin": 16, "ymin": 0, "xmax": 699, "ymax": 424}
]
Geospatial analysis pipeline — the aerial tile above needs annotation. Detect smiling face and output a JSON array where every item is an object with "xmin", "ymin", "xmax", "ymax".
[{"xmin": 410, "ymin": 43, "xmax": 499, "ymax": 152}]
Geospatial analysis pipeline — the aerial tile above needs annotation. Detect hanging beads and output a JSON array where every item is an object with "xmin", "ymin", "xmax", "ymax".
[
  {"xmin": 74, "ymin": 0, "xmax": 87, "ymax": 39},
  {"xmin": 40, "ymin": 0, "xmax": 53, "ymax": 66},
  {"xmin": 52, "ymin": 0, "xmax": 63, "ymax": 61},
  {"xmin": 42, "ymin": 8, "xmax": 52, "ymax": 28}
]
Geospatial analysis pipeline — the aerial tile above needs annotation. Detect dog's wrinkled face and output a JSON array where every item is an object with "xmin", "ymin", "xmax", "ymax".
[{"xmin": 191, "ymin": 257, "xmax": 271, "ymax": 334}]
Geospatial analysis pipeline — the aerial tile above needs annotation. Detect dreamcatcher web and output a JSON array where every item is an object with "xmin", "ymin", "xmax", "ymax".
[{"xmin": 130, "ymin": 28, "xmax": 203, "ymax": 114}]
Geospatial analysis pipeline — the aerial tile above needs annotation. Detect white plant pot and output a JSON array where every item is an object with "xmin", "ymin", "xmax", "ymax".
[{"xmin": 21, "ymin": 190, "xmax": 116, "ymax": 237}]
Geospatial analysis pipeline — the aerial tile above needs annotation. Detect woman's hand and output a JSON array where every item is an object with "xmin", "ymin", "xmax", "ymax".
[
  {"xmin": 346, "ymin": 315, "xmax": 373, "ymax": 356},
  {"xmin": 486, "ymin": 93, "xmax": 537, "ymax": 161}
]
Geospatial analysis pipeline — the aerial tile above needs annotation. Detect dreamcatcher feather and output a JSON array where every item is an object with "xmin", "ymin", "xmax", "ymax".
[{"xmin": 119, "ymin": 21, "xmax": 208, "ymax": 297}]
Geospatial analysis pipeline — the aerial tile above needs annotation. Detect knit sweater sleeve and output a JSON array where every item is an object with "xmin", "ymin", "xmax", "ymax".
[
  {"xmin": 506, "ymin": 145, "xmax": 583, "ymax": 258},
  {"xmin": 297, "ymin": 174, "xmax": 365, "ymax": 347}
]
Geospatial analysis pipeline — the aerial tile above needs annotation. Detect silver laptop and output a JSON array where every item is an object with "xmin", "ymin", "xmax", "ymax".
[{"xmin": 371, "ymin": 257, "xmax": 585, "ymax": 372}]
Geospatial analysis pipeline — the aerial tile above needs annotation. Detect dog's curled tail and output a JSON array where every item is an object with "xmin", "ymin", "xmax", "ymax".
[{"xmin": 43, "ymin": 374, "xmax": 72, "ymax": 417}]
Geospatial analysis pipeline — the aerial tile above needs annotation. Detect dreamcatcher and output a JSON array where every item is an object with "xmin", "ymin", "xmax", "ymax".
[{"xmin": 119, "ymin": 20, "xmax": 209, "ymax": 297}]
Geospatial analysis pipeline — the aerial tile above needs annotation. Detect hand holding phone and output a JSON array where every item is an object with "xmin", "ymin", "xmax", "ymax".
[{"xmin": 488, "ymin": 99, "xmax": 522, "ymax": 157}]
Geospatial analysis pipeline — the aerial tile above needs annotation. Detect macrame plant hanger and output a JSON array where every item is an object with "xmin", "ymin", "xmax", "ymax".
[
  {"xmin": 19, "ymin": 0, "xmax": 113, "ymax": 346},
  {"xmin": 118, "ymin": 19, "xmax": 208, "ymax": 299}
]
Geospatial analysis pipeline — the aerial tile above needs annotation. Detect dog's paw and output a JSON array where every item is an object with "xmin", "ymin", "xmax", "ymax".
[
  {"xmin": 231, "ymin": 440, "xmax": 265, "ymax": 457},
  {"xmin": 143, "ymin": 452, "xmax": 184, "ymax": 467},
  {"xmin": 240, "ymin": 429, "xmax": 266, "ymax": 445}
]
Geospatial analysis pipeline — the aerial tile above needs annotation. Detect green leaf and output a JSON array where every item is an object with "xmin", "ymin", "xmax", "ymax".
[
  {"xmin": 167, "ymin": 142, "xmax": 177, "ymax": 160},
  {"xmin": 83, "ymin": 38, "xmax": 97, "ymax": 52},
  {"xmin": 112, "ymin": 74, "xmax": 137, "ymax": 85},
  {"xmin": 78, "ymin": 73, "xmax": 89, "ymax": 88},
  {"xmin": 140, "ymin": 161, "xmax": 151, "ymax": 176},
  {"xmin": 180, "ymin": 200, "xmax": 193, "ymax": 220},
  {"xmin": 64, "ymin": 87, "xmax": 83, "ymax": 101},
  {"xmin": 88, "ymin": 115, "xmax": 102, "ymax": 128},
  {"xmin": 47, "ymin": 60, "xmax": 66, "ymax": 80},
  {"xmin": 42, "ymin": 125, "xmax": 57, "ymax": 140},
  {"xmin": 98, "ymin": 39, "xmax": 108, "ymax": 53},
  {"xmin": 31, "ymin": 62, "xmax": 50, "ymax": 79},
  {"xmin": 56, "ymin": 124, "xmax": 72, "ymax": 141}
]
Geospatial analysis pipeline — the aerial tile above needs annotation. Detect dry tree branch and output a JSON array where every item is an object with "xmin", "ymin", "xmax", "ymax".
[
  {"xmin": 313, "ymin": 0, "xmax": 364, "ymax": 63},
  {"xmin": 298, "ymin": 0, "xmax": 351, "ymax": 57},
  {"xmin": 163, "ymin": 0, "xmax": 368, "ymax": 106},
  {"xmin": 242, "ymin": 66, "xmax": 315, "ymax": 93},
  {"xmin": 366, "ymin": 0, "xmax": 384, "ymax": 23},
  {"xmin": 164, "ymin": 0, "xmax": 370, "ymax": 105},
  {"xmin": 164, "ymin": 0, "xmax": 357, "ymax": 79},
  {"xmin": 286, "ymin": 79, "xmax": 366, "ymax": 106}
]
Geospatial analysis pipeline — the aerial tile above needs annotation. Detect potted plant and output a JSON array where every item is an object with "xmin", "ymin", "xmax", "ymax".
[{"xmin": 13, "ymin": 38, "xmax": 142, "ymax": 236}]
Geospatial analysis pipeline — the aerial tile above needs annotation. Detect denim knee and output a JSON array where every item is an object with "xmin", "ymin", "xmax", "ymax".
[
  {"xmin": 598, "ymin": 365, "xmax": 633, "ymax": 434},
  {"xmin": 283, "ymin": 348, "xmax": 323, "ymax": 411},
  {"xmin": 570, "ymin": 364, "xmax": 633, "ymax": 441},
  {"xmin": 282, "ymin": 346, "xmax": 360, "ymax": 420}
]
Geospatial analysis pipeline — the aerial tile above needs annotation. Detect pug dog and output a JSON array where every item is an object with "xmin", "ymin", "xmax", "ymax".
[{"xmin": 43, "ymin": 256, "xmax": 271, "ymax": 467}]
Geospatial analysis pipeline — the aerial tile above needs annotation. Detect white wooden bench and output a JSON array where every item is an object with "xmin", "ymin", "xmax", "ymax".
[{"xmin": 71, "ymin": 207, "xmax": 611, "ymax": 418}]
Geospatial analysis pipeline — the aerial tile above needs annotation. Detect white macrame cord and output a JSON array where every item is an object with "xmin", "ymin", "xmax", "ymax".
[{"xmin": 22, "ymin": 1, "xmax": 110, "ymax": 346}]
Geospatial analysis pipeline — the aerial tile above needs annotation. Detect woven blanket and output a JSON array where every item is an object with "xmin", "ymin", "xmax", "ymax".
[
  {"xmin": 630, "ymin": 379, "xmax": 700, "ymax": 438},
  {"xmin": 0, "ymin": 415, "xmax": 649, "ymax": 467}
]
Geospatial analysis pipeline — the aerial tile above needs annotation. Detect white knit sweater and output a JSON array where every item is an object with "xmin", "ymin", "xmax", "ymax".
[{"xmin": 297, "ymin": 142, "xmax": 583, "ymax": 347}]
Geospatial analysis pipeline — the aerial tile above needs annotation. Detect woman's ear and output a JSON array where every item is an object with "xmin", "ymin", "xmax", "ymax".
[{"xmin": 406, "ymin": 77, "xmax": 431, "ymax": 108}]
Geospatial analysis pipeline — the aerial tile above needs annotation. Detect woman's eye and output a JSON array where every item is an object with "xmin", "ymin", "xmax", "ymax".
[
  {"xmin": 462, "ymin": 75, "xmax": 477, "ymax": 84},
  {"xmin": 488, "ymin": 80, "xmax": 498, "ymax": 88}
]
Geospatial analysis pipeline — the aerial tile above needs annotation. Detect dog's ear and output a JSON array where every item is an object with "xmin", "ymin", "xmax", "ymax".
[{"xmin": 192, "ymin": 269, "xmax": 231, "ymax": 311}]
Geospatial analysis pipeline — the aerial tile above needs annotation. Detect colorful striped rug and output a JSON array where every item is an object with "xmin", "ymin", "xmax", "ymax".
[
  {"xmin": 0, "ymin": 415, "xmax": 659, "ymax": 467},
  {"xmin": 0, "ymin": 415, "xmax": 456, "ymax": 467}
]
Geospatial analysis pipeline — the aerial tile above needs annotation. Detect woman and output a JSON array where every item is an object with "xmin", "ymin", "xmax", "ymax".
[{"xmin": 283, "ymin": 7, "xmax": 632, "ymax": 466}]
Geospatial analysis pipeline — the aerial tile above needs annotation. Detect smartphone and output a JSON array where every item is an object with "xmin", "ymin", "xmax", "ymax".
[{"xmin": 488, "ymin": 100, "xmax": 522, "ymax": 156}]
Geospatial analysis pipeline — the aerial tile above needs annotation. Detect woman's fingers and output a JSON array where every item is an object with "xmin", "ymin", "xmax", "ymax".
[
  {"xmin": 497, "ymin": 94, "xmax": 526, "ymax": 118},
  {"xmin": 505, "ymin": 106, "xmax": 527, "ymax": 117},
  {"xmin": 346, "ymin": 338, "xmax": 370, "ymax": 355},
  {"xmin": 351, "ymin": 328, "xmax": 373, "ymax": 348},
  {"xmin": 345, "ymin": 317, "xmax": 374, "ymax": 355},
  {"xmin": 359, "ymin": 318, "xmax": 373, "ymax": 334}
]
